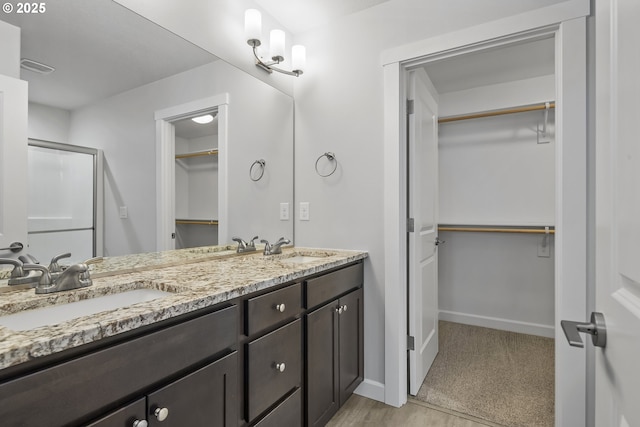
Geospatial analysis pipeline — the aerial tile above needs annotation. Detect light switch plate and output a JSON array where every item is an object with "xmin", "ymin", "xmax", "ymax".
[
  {"xmin": 280, "ymin": 202, "xmax": 290, "ymax": 220},
  {"xmin": 119, "ymin": 206, "xmax": 128, "ymax": 219},
  {"xmin": 300, "ymin": 202, "xmax": 310, "ymax": 221}
]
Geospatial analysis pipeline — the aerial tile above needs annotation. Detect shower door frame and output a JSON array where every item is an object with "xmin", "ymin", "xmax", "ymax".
[{"xmin": 27, "ymin": 139, "xmax": 104, "ymax": 259}]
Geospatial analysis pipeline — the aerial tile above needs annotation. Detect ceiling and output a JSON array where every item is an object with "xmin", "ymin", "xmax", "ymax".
[
  {"xmin": 1, "ymin": 0, "xmax": 216, "ymax": 110},
  {"xmin": 423, "ymin": 37, "xmax": 555, "ymax": 94},
  {"xmin": 255, "ymin": 0, "xmax": 390, "ymax": 34}
]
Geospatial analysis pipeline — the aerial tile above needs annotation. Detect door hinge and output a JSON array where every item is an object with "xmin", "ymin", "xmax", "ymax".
[
  {"xmin": 407, "ymin": 99, "xmax": 414, "ymax": 115},
  {"xmin": 407, "ymin": 335, "xmax": 415, "ymax": 351},
  {"xmin": 407, "ymin": 218, "xmax": 415, "ymax": 233}
]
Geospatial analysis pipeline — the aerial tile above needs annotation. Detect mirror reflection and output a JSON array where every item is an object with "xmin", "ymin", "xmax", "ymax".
[{"xmin": 1, "ymin": 0, "xmax": 294, "ymax": 272}]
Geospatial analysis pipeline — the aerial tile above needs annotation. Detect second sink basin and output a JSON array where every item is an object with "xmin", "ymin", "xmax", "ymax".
[{"xmin": 0, "ymin": 288, "xmax": 172, "ymax": 332}]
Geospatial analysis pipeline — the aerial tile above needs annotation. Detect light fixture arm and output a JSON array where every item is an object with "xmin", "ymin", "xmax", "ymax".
[{"xmin": 251, "ymin": 45, "xmax": 302, "ymax": 77}]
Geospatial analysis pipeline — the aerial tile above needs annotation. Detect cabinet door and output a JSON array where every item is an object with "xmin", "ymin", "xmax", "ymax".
[
  {"xmin": 338, "ymin": 288, "xmax": 364, "ymax": 405},
  {"xmin": 305, "ymin": 301, "xmax": 339, "ymax": 427},
  {"xmin": 147, "ymin": 352, "xmax": 237, "ymax": 427},
  {"xmin": 85, "ymin": 398, "xmax": 146, "ymax": 427}
]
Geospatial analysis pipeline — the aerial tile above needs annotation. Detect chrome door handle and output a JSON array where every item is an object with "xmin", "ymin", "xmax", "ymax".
[
  {"xmin": 0, "ymin": 242, "xmax": 23, "ymax": 253},
  {"xmin": 435, "ymin": 237, "xmax": 445, "ymax": 246},
  {"xmin": 560, "ymin": 312, "xmax": 606, "ymax": 348}
]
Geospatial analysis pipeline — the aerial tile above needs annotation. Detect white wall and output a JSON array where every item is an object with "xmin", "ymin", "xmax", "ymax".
[
  {"xmin": 28, "ymin": 103, "xmax": 71, "ymax": 143},
  {"xmin": 292, "ymin": 0, "xmax": 567, "ymax": 399},
  {"xmin": 69, "ymin": 60, "xmax": 293, "ymax": 256},
  {"xmin": 0, "ymin": 20, "xmax": 20, "ymax": 78}
]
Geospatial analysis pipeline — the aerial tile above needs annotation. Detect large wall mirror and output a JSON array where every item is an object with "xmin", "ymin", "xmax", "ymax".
[{"xmin": 0, "ymin": 0, "xmax": 294, "ymax": 273}]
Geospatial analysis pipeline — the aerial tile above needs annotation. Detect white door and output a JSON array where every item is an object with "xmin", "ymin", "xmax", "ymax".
[
  {"xmin": 593, "ymin": 0, "xmax": 640, "ymax": 426},
  {"xmin": 407, "ymin": 68, "xmax": 439, "ymax": 395},
  {"xmin": 0, "ymin": 74, "xmax": 28, "ymax": 257}
]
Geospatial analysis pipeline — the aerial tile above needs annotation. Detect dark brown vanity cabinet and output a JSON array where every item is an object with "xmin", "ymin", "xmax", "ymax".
[
  {"xmin": 0, "ymin": 304, "xmax": 238, "ymax": 427},
  {"xmin": 243, "ymin": 282, "xmax": 303, "ymax": 426},
  {"xmin": 88, "ymin": 352, "xmax": 238, "ymax": 427},
  {"xmin": 305, "ymin": 263, "xmax": 364, "ymax": 427}
]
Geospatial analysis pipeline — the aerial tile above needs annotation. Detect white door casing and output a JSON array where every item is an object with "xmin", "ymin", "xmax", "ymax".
[
  {"xmin": 382, "ymin": 6, "xmax": 589, "ymax": 423},
  {"xmin": 0, "ymin": 74, "xmax": 28, "ymax": 257},
  {"xmin": 407, "ymin": 68, "xmax": 439, "ymax": 395},
  {"xmin": 155, "ymin": 93, "xmax": 229, "ymax": 251},
  {"xmin": 594, "ymin": 0, "xmax": 640, "ymax": 425}
]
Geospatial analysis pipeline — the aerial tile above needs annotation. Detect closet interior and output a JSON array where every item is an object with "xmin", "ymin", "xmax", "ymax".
[
  {"xmin": 173, "ymin": 111, "xmax": 219, "ymax": 249},
  {"xmin": 415, "ymin": 36, "xmax": 557, "ymax": 426}
]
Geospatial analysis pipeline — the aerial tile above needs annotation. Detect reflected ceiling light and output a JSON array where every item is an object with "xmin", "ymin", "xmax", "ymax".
[
  {"xmin": 191, "ymin": 114, "xmax": 215, "ymax": 124},
  {"xmin": 245, "ymin": 9, "xmax": 305, "ymax": 77}
]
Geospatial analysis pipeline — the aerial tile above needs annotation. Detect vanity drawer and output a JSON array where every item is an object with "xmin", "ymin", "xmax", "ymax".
[
  {"xmin": 254, "ymin": 388, "xmax": 302, "ymax": 427},
  {"xmin": 0, "ymin": 304, "xmax": 237, "ymax": 426},
  {"xmin": 306, "ymin": 263, "xmax": 363, "ymax": 309},
  {"xmin": 245, "ymin": 282, "xmax": 302, "ymax": 336},
  {"xmin": 246, "ymin": 318, "xmax": 302, "ymax": 421}
]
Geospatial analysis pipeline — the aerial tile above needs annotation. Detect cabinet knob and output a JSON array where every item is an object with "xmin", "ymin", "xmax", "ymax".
[
  {"xmin": 132, "ymin": 420, "xmax": 148, "ymax": 427},
  {"xmin": 275, "ymin": 362, "xmax": 286, "ymax": 372},
  {"xmin": 275, "ymin": 303, "xmax": 286, "ymax": 313},
  {"xmin": 335, "ymin": 306, "xmax": 343, "ymax": 314},
  {"xmin": 343, "ymin": 304, "xmax": 348, "ymax": 312},
  {"xmin": 154, "ymin": 407, "xmax": 169, "ymax": 422}
]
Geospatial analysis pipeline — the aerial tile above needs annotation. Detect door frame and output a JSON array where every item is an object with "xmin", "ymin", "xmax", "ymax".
[
  {"xmin": 154, "ymin": 93, "xmax": 229, "ymax": 251},
  {"xmin": 382, "ymin": 3, "xmax": 590, "ymax": 426}
]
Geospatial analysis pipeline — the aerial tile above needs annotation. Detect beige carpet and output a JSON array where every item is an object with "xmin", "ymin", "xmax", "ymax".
[{"xmin": 415, "ymin": 321, "xmax": 554, "ymax": 427}]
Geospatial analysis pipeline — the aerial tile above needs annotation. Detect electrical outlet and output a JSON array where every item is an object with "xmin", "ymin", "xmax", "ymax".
[
  {"xmin": 300, "ymin": 202, "xmax": 310, "ymax": 221},
  {"xmin": 280, "ymin": 202, "xmax": 290, "ymax": 220},
  {"xmin": 119, "ymin": 206, "xmax": 128, "ymax": 219}
]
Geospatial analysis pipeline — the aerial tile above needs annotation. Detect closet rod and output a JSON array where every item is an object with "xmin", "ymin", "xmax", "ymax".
[
  {"xmin": 438, "ymin": 226, "xmax": 555, "ymax": 235},
  {"xmin": 439, "ymin": 101, "xmax": 555, "ymax": 124},
  {"xmin": 175, "ymin": 219, "xmax": 219, "ymax": 226},
  {"xmin": 175, "ymin": 149, "xmax": 218, "ymax": 159}
]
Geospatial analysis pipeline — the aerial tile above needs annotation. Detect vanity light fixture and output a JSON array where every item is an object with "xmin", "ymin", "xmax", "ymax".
[
  {"xmin": 244, "ymin": 9, "xmax": 306, "ymax": 77},
  {"xmin": 191, "ymin": 114, "xmax": 216, "ymax": 124}
]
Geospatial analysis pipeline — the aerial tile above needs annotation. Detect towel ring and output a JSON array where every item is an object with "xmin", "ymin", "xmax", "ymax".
[
  {"xmin": 315, "ymin": 152, "xmax": 337, "ymax": 177},
  {"xmin": 250, "ymin": 159, "xmax": 266, "ymax": 181}
]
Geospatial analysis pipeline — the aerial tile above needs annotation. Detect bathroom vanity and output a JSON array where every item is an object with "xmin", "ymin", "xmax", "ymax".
[{"xmin": 0, "ymin": 247, "xmax": 366, "ymax": 426}]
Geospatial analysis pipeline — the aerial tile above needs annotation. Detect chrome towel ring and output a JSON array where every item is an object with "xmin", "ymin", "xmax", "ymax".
[
  {"xmin": 250, "ymin": 159, "xmax": 266, "ymax": 181},
  {"xmin": 315, "ymin": 152, "xmax": 337, "ymax": 177}
]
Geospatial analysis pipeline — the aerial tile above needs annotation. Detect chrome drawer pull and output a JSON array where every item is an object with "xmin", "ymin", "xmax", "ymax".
[
  {"xmin": 275, "ymin": 362, "xmax": 286, "ymax": 372},
  {"xmin": 154, "ymin": 407, "xmax": 169, "ymax": 422},
  {"xmin": 275, "ymin": 303, "xmax": 286, "ymax": 313},
  {"xmin": 132, "ymin": 420, "xmax": 148, "ymax": 427}
]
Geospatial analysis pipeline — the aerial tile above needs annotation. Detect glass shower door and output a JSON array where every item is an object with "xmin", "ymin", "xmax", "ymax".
[{"xmin": 27, "ymin": 140, "xmax": 99, "ymax": 264}]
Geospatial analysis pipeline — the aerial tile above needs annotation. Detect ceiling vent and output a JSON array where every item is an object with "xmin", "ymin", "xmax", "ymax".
[{"xmin": 20, "ymin": 58, "xmax": 55, "ymax": 75}]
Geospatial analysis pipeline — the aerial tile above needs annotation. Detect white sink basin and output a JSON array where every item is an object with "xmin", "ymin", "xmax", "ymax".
[
  {"xmin": 281, "ymin": 255, "xmax": 327, "ymax": 264},
  {"xmin": 0, "ymin": 289, "xmax": 172, "ymax": 331}
]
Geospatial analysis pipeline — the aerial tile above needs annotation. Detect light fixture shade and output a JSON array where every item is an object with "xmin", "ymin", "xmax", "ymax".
[
  {"xmin": 245, "ymin": 9, "xmax": 262, "ymax": 44},
  {"xmin": 270, "ymin": 29, "xmax": 286, "ymax": 62},
  {"xmin": 191, "ymin": 114, "xmax": 215, "ymax": 124},
  {"xmin": 291, "ymin": 45, "xmax": 306, "ymax": 73}
]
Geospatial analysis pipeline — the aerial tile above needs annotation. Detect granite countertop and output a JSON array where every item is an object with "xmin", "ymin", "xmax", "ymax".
[{"xmin": 0, "ymin": 247, "xmax": 367, "ymax": 370}]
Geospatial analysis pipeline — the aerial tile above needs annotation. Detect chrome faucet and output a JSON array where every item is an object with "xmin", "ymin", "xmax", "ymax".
[
  {"xmin": 0, "ymin": 258, "xmax": 40, "ymax": 286},
  {"xmin": 23, "ymin": 262, "xmax": 92, "ymax": 294},
  {"xmin": 261, "ymin": 237, "xmax": 291, "ymax": 255},
  {"xmin": 232, "ymin": 236, "xmax": 259, "ymax": 253}
]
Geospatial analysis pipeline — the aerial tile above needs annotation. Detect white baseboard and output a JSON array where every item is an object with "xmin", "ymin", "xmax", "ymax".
[
  {"xmin": 439, "ymin": 310, "xmax": 555, "ymax": 338},
  {"xmin": 355, "ymin": 378, "xmax": 385, "ymax": 403}
]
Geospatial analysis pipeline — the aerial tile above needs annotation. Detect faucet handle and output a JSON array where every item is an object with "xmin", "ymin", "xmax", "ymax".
[
  {"xmin": 248, "ymin": 236, "xmax": 259, "ymax": 248},
  {"xmin": 0, "ymin": 258, "xmax": 25, "ymax": 278},
  {"xmin": 19, "ymin": 254, "xmax": 39, "ymax": 265},
  {"xmin": 49, "ymin": 252, "xmax": 71, "ymax": 273},
  {"xmin": 23, "ymin": 264, "xmax": 52, "ymax": 287}
]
